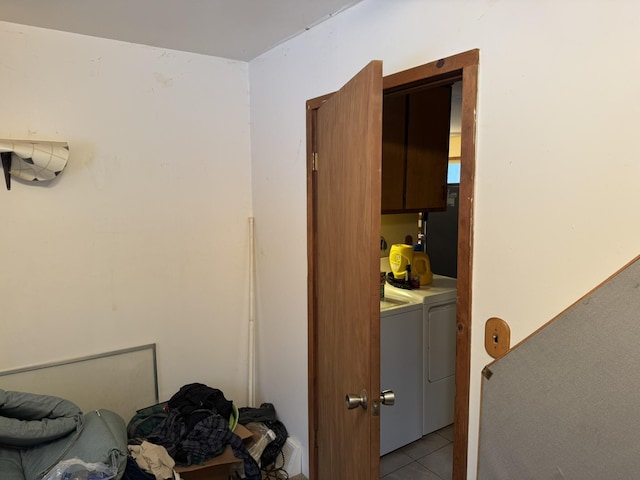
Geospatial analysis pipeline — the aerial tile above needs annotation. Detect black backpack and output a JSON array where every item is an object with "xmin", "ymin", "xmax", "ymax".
[{"xmin": 126, "ymin": 402, "xmax": 168, "ymax": 440}]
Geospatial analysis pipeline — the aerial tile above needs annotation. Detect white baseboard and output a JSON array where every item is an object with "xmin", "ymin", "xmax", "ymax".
[{"xmin": 281, "ymin": 436, "xmax": 302, "ymax": 476}]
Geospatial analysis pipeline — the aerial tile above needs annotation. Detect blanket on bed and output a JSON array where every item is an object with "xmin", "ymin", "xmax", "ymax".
[
  {"xmin": 0, "ymin": 389, "xmax": 127, "ymax": 480},
  {"xmin": 0, "ymin": 389, "xmax": 83, "ymax": 448}
]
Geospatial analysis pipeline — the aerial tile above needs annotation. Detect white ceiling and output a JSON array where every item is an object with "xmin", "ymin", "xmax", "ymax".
[{"xmin": 0, "ymin": 0, "xmax": 362, "ymax": 61}]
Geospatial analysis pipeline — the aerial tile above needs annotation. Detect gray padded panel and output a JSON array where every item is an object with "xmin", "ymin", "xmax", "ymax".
[
  {"xmin": 0, "ymin": 344, "xmax": 157, "ymax": 424},
  {"xmin": 478, "ymin": 257, "xmax": 640, "ymax": 479}
]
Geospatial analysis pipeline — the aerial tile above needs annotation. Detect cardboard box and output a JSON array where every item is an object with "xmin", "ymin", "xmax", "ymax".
[{"xmin": 175, "ymin": 423, "xmax": 254, "ymax": 480}]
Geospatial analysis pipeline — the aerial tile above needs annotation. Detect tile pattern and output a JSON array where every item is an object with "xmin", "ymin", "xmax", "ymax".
[{"xmin": 381, "ymin": 424, "xmax": 454, "ymax": 480}]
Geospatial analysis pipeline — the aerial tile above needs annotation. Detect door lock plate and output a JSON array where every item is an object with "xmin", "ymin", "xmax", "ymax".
[{"xmin": 485, "ymin": 317, "xmax": 511, "ymax": 359}]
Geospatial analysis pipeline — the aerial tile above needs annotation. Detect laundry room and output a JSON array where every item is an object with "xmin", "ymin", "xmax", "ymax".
[{"xmin": 378, "ymin": 79, "xmax": 462, "ymax": 469}]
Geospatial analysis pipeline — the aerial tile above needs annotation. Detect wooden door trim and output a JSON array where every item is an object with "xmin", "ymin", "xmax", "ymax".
[
  {"xmin": 306, "ymin": 103, "xmax": 319, "ymax": 479},
  {"xmin": 383, "ymin": 49, "xmax": 478, "ymax": 91},
  {"xmin": 453, "ymin": 53, "xmax": 477, "ymax": 480},
  {"xmin": 307, "ymin": 49, "xmax": 478, "ymax": 480}
]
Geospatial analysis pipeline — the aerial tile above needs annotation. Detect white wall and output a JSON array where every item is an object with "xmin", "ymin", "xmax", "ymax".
[
  {"xmin": 249, "ymin": 0, "xmax": 640, "ymax": 477},
  {"xmin": 0, "ymin": 22, "xmax": 254, "ymax": 405}
]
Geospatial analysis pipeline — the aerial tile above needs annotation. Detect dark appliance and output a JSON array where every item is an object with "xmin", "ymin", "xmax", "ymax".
[{"xmin": 426, "ymin": 184, "xmax": 459, "ymax": 278}]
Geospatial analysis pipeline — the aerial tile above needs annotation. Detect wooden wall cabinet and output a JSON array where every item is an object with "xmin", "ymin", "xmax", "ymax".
[{"xmin": 381, "ymin": 85, "xmax": 452, "ymax": 213}]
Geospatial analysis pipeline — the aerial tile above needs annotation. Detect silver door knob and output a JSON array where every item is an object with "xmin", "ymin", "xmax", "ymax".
[
  {"xmin": 345, "ymin": 389, "xmax": 368, "ymax": 410},
  {"xmin": 380, "ymin": 389, "xmax": 395, "ymax": 406}
]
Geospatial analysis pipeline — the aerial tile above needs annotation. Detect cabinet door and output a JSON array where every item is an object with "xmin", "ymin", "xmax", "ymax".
[
  {"xmin": 405, "ymin": 85, "xmax": 452, "ymax": 211},
  {"xmin": 381, "ymin": 93, "xmax": 407, "ymax": 212}
]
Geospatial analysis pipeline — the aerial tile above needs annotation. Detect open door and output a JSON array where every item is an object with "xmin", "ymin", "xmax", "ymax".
[
  {"xmin": 308, "ymin": 50, "xmax": 478, "ymax": 479},
  {"xmin": 307, "ymin": 61, "xmax": 383, "ymax": 479}
]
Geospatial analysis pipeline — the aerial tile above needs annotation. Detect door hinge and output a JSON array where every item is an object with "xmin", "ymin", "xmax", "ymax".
[{"xmin": 312, "ymin": 152, "xmax": 318, "ymax": 172}]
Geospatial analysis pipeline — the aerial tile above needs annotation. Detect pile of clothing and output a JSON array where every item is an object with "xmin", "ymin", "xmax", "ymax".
[{"xmin": 125, "ymin": 383, "xmax": 261, "ymax": 480}]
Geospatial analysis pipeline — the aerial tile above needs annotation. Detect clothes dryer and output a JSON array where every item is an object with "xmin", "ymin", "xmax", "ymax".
[{"xmin": 382, "ymin": 269, "xmax": 458, "ymax": 435}]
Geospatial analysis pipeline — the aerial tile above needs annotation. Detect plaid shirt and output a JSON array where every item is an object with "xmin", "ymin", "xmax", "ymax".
[{"xmin": 148, "ymin": 409, "xmax": 260, "ymax": 479}]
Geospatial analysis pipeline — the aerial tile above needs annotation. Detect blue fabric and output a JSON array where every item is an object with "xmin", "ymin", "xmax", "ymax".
[{"xmin": 122, "ymin": 456, "xmax": 154, "ymax": 480}]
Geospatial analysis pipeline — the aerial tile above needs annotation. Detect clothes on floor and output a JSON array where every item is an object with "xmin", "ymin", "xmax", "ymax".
[{"xmin": 129, "ymin": 441, "xmax": 177, "ymax": 480}]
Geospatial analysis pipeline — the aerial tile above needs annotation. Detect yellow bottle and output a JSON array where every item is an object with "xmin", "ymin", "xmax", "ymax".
[
  {"xmin": 412, "ymin": 251, "xmax": 433, "ymax": 286},
  {"xmin": 389, "ymin": 244, "xmax": 414, "ymax": 280}
]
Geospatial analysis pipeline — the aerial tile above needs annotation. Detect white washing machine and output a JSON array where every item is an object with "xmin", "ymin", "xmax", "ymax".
[
  {"xmin": 380, "ymin": 300, "xmax": 423, "ymax": 455},
  {"xmin": 381, "ymin": 258, "xmax": 458, "ymax": 436}
]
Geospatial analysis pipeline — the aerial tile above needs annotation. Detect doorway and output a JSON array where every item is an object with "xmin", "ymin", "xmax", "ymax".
[
  {"xmin": 307, "ymin": 50, "xmax": 478, "ymax": 479},
  {"xmin": 379, "ymin": 79, "xmax": 463, "ymax": 478}
]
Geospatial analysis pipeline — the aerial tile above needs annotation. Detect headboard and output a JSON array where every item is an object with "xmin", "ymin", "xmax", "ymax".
[{"xmin": 0, "ymin": 344, "xmax": 158, "ymax": 423}]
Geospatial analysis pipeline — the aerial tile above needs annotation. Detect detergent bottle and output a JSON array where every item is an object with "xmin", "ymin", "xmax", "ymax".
[
  {"xmin": 412, "ymin": 251, "xmax": 433, "ymax": 286},
  {"xmin": 389, "ymin": 244, "xmax": 413, "ymax": 280}
]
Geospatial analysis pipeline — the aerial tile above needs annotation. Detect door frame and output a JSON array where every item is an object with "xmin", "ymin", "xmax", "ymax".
[{"xmin": 307, "ymin": 49, "xmax": 479, "ymax": 479}]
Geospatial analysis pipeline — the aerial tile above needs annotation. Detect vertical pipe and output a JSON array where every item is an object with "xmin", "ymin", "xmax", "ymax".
[{"xmin": 248, "ymin": 217, "xmax": 256, "ymax": 407}]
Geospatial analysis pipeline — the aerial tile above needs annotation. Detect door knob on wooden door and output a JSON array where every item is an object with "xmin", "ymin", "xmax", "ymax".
[
  {"xmin": 346, "ymin": 389, "xmax": 368, "ymax": 410},
  {"xmin": 380, "ymin": 389, "xmax": 395, "ymax": 406}
]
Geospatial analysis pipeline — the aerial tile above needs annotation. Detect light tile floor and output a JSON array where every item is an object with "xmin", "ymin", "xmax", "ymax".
[{"xmin": 380, "ymin": 424, "xmax": 454, "ymax": 480}]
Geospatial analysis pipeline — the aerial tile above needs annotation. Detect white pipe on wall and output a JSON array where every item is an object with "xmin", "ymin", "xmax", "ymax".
[{"xmin": 248, "ymin": 216, "xmax": 256, "ymax": 407}]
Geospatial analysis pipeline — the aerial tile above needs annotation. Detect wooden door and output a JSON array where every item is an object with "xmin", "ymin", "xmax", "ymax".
[
  {"xmin": 307, "ymin": 61, "xmax": 383, "ymax": 479},
  {"xmin": 309, "ymin": 50, "xmax": 478, "ymax": 480}
]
